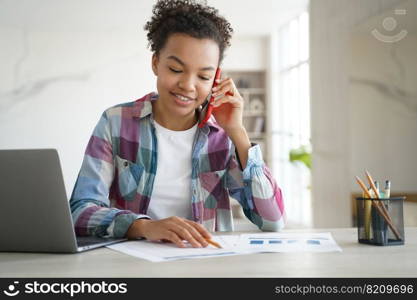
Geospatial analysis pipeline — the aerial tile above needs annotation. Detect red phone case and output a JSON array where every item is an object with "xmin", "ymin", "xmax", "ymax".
[{"xmin": 198, "ymin": 68, "xmax": 222, "ymax": 128}]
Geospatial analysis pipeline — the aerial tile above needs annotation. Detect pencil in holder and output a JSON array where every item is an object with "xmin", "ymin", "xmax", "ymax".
[{"xmin": 356, "ymin": 197, "xmax": 405, "ymax": 246}]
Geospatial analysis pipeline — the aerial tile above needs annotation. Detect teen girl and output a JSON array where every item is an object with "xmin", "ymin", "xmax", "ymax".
[{"xmin": 70, "ymin": 0, "xmax": 285, "ymax": 248}]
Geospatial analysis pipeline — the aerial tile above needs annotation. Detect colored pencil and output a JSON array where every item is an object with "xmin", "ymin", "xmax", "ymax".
[
  {"xmin": 355, "ymin": 175, "xmax": 401, "ymax": 240},
  {"xmin": 206, "ymin": 238, "xmax": 222, "ymax": 249}
]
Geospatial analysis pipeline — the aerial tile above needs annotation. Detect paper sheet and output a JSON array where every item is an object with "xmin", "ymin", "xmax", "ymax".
[
  {"xmin": 235, "ymin": 232, "xmax": 342, "ymax": 253},
  {"xmin": 107, "ymin": 232, "xmax": 342, "ymax": 262},
  {"xmin": 106, "ymin": 235, "xmax": 241, "ymax": 262}
]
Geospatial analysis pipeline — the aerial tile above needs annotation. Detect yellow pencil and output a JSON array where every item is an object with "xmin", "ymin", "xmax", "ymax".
[
  {"xmin": 365, "ymin": 170, "xmax": 394, "ymax": 223},
  {"xmin": 206, "ymin": 238, "xmax": 222, "ymax": 249},
  {"xmin": 355, "ymin": 175, "xmax": 401, "ymax": 240},
  {"xmin": 363, "ymin": 189, "xmax": 372, "ymax": 240},
  {"xmin": 365, "ymin": 170, "xmax": 380, "ymax": 199}
]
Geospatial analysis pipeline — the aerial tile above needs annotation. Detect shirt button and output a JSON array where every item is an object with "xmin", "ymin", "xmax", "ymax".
[{"xmin": 123, "ymin": 161, "xmax": 129, "ymax": 167}]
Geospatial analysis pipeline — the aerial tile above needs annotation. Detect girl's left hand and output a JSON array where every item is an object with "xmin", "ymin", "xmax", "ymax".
[{"xmin": 210, "ymin": 77, "xmax": 244, "ymax": 133}]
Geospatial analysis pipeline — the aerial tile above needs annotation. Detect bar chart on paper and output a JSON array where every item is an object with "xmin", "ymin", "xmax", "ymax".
[
  {"xmin": 249, "ymin": 238, "xmax": 283, "ymax": 245},
  {"xmin": 237, "ymin": 233, "xmax": 342, "ymax": 253},
  {"xmin": 248, "ymin": 237, "xmax": 322, "ymax": 245},
  {"xmin": 107, "ymin": 233, "xmax": 342, "ymax": 262}
]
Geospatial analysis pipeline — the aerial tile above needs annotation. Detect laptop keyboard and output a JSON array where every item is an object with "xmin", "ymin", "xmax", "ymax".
[{"xmin": 76, "ymin": 236, "xmax": 114, "ymax": 247}]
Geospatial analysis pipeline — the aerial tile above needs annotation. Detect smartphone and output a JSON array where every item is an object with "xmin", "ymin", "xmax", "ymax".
[{"xmin": 198, "ymin": 67, "xmax": 222, "ymax": 128}]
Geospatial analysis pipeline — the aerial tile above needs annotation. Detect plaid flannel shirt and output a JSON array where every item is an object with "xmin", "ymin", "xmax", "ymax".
[{"xmin": 70, "ymin": 92, "xmax": 285, "ymax": 238}]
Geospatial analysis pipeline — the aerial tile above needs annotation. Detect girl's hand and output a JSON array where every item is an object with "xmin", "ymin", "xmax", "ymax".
[
  {"xmin": 210, "ymin": 77, "xmax": 245, "ymax": 133},
  {"xmin": 126, "ymin": 216, "xmax": 212, "ymax": 248}
]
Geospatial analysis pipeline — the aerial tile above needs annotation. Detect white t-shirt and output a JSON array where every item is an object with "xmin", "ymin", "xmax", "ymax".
[{"xmin": 146, "ymin": 120, "xmax": 198, "ymax": 220}]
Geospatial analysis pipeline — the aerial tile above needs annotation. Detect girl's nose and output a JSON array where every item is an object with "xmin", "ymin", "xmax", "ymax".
[{"xmin": 178, "ymin": 74, "xmax": 196, "ymax": 92}]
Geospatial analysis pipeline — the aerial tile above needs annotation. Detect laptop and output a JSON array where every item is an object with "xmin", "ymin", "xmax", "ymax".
[{"xmin": 0, "ymin": 149, "xmax": 127, "ymax": 253}]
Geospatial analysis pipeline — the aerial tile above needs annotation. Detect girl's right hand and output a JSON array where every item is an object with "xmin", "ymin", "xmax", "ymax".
[{"xmin": 126, "ymin": 216, "xmax": 212, "ymax": 248}]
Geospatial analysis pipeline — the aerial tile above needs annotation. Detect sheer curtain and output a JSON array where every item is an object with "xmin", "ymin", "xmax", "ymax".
[{"xmin": 271, "ymin": 12, "xmax": 312, "ymax": 228}]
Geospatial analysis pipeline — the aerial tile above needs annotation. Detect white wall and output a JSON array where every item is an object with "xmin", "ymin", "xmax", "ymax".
[
  {"xmin": 0, "ymin": 27, "xmax": 155, "ymax": 195},
  {"xmin": 349, "ymin": 33, "xmax": 417, "ymax": 192},
  {"xmin": 223, "ymin": 37, "xmax": 268, "ymax": 71},
  {"xmin": 309, "ymin": 0, "xmax": 412, "ymax": 227}
]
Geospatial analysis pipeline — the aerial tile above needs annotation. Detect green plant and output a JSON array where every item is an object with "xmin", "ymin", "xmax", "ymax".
[{"xmin": 289, "ymin": 145, "xmax": 312, "ymax": 169}]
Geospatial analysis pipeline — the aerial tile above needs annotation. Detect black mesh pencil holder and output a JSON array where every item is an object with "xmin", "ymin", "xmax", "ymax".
[{"xmin": 356, "ymin": 197, "xmax": 405, "ymax": 246}]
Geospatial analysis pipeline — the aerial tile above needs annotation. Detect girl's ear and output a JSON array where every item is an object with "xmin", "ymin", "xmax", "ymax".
[{"xmin": 151, "ymin": 54, "xmax": 159, "ymax": 76}]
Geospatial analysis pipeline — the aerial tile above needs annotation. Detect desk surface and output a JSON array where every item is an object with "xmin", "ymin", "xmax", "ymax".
[{"xmin": 1, "ymin": 228, "xmax": 416, "ymax": 278}]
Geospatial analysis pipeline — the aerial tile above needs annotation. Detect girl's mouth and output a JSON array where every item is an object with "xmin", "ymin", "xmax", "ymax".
[{"xmin": 171, "ymin": 92, "xmax": 196, "ymax": 106}]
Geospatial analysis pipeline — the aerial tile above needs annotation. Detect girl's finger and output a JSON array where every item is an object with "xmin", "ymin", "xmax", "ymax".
[
  {"xmin": 215, "ymin": 76, "xmax": 231, "ymax": 85},
  {"xmin": 166, "ymin": 231, "xmax": 186, "ymax": 248},
  {"xmin": 211, "ymin": 94, "xmax": 241, "ymax": 107},
  {"xmin": 170, "ymin": 223, "xmax": 202, "ymax": 248},
  {"xmin": 212, "ymin": 85, "xmax": 235, "ymax": 98},
  {"xmin": 178, "ymin": 220, "xmax": 209, "ymax": 247},
  {"xmin": 184, "ymin": 219, "xmax": 212, "ymax": 239},
  {"xmin": 212, "ymin": 77, "xmax": 232, "ymax": 90},
  {"xmin": 211, "ymin": 78, "xmax": 233, "ymax": 93}
]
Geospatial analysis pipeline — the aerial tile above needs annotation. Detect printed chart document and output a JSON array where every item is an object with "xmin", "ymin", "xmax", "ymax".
[
  {"xmin": 107, "ymin": 236, "xmax": 241, "ymax": 262},
  {"xmin": 107, "ymin": 232, "xmax": 341, "ymax": 262},
  {"xmin": 235, "ymin": 232, "xmax": 342, "ymax": 253}
]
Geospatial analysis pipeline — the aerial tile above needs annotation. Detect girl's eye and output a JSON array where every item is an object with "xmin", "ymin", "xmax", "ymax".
[
  {"xmin": 169, "ymin": 67, "xmax": 181, "ymax": 73},
  {"xmin": 169, "ymin": 67, "xmax": 210, "ymax": 81}
]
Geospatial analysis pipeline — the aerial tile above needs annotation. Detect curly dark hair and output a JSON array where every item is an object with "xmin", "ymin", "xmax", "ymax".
[{"xmin": 144, "ymin": 0, "xmax": 233, "ymax": 64}]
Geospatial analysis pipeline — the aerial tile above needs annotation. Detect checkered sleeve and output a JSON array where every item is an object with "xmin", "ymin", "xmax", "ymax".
[
  {"xmin": 69, "ymin": 111, "xmax": 147, "ymax": 238},
  {"xmin": 226, "ymin": 143, "xmax": 286, "ymax": 231}
]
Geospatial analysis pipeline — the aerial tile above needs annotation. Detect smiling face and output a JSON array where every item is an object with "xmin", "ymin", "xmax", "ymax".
[{"xmin": 151, "ymin": 33, "xmax": 220, "ymax": 129}]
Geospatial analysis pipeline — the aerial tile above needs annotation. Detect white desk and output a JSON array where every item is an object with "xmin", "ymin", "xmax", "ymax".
[{"xmin": 1, "ymin": 228, "xmax": 416, "ymax": 277}]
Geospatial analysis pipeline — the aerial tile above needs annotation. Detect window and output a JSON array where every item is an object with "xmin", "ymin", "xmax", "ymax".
[{"xmin": 271, "ymin": 12, "xmax": 311, "ymax": 227}]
